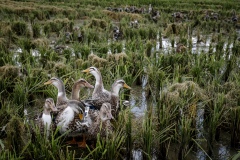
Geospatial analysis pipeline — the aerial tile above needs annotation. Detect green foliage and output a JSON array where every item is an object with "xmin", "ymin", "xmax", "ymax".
[
  {"xmin": 85, "ymin": 126, "xmax": 125, "ymax": 160},
  {"xmin": 24, "ymin": 123, "xmax": 72, "ymax": 160},
  {"xmin": 32, "ymin": 23, "xmax": 41, "ymax": 38},
  {"xmin": 11, "ymin": 21, "xmax": 28, "ymax": 36},
  {"xmin": 1, "ymin": 0, "xmax": 240, "ymax": 159}
]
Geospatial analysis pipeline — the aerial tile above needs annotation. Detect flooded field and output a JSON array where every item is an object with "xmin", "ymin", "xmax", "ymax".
[{"xmin": 0, "ymin": 0, "xmax": 240, "ymax": 159}]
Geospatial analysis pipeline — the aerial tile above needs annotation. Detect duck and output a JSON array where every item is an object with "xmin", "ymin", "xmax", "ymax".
[
  {"xmin": 71, "ymin": 78, "xmax": 94, "ymax": 101},
  {"xmin": 71, "ymin": 80, "xmax": 113, "ymax": 145},
  {"xmin": 86, "ymin": 103, "xmax": 114, "ymax": 140},
  {"xmin": 109, "ymin": 79, "xmax": 131, "ymax": 117},
  {"xmin": 44, "ymin": 77, "xmax": 92, "ymax": 146},
  {"xmin": 82, "ymin": 67, "xmax": 111, "ymax": 109},
  {"xmin": 36, "ymin": 98, "xmax": 57, "ymax": 138},
  {"xmin": 82, "ymin": 67, "xmax": 131, "ymax": 116}
]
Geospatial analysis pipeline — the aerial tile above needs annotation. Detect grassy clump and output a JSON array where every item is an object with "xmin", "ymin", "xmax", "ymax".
[{"xmin": 11, "ymin": 21, "xmax": 29, "ymax": 37}]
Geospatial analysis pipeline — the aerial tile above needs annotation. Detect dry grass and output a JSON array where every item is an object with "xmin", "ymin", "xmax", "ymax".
[
  {"xmin": 107, "ymin": 52, "xmax": 128, "ymax": 62},
  {"xmin": 0, "ymin": 65, "xmax": 21, "ymax": 79},
  {"xmin": 0, "ymin": 1, "xmax": 76, "ymax": 16},
  {"xmin": 88, "ymin": 53, "xmax": 108, "ymax": 67},
  {"xmin": 168, "ymin": 81, "xmax": 208, "ymax": 100},
  {"xmin": 162, "ymin": 81, "xmax": 208, "ymax": 118},
  {"xmin": 88, "ymin": 53, "xmax": 106, "ymax": 61},
  {"xmin": 31, "ymin": 38, "xmax": 50, "ymax": 49},
  {"xmin": 225, "ymin": 88, "xmax": 240, "ymax": 108}
]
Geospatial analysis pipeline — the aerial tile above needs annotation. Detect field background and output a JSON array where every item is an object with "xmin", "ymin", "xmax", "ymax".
[{"xmin": 0, "ymin": 0, "xmax": 240, "ymax": 159}]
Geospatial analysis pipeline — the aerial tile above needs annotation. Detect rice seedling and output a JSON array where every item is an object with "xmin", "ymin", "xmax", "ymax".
[
  {"xmin": 207, "ymin": 93, "xmax": 229, "ymax": 156},
  {"xmin": 125, "ymin": 110, "xmax": 132, "ymax": 160},
  {"xmin": 24, "ymin": 123, "xmax": 72, "ymax": 160},
  {"xmin": 5, "ymin": 115, "xmax": 27, "ymax": 156},
  {"xmin": 0, "ymin": 150, "xmax": 24, "ymax": 160},
  {"xmin": 85, "ymin": 120, "xmax": 126, "ymax": 160},
  {"xmin": 177, "ymin": 116, "xmax": 194, "ymax": 160},
  {"xmin": 230, "ymin": 107, "xmax": 240, "ymax": 148},
  {"xmin": 232, "ymin": 152, "xmax": 240, "ymax": 160},
  {"xmin": 142, "ymin": 107, "xmax": 153, "ymax": 160},
  {"xmin": 11, "ymin": 21, "xmax": 28, "ymax": 37},
  {"xmin": 32, "ymin": 23, "xmax": 41, "ymax": 38},
  {"xmin": 155, "ymin": 101, "xmax": 176, "ymax": 159}
]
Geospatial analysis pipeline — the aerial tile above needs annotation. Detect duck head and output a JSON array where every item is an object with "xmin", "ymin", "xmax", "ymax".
[
  {"xmin": 112, "ymin": 79, "xmax": 131, "ymax": 95},
  {"xmin": 44, "ymin": 98, "xmax": 58, "ymax": 112},
  {"xmin": 44, "ymin": 77, "xmax": 63, "ymax": 88},
  {"xmin": 100, "ymin": 103, "xmax": 114, "ymax": 121},
  {"xmin": 82, "ymin": 66, "xmax": 101, "ymax": 78},
  {"xmin": 74, "ymin": 78, "xmax": 94, "ymax": 89}
]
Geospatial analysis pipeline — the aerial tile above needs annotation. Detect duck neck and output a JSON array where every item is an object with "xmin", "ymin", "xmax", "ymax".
[
  {"xmin": 111, "ymin": 85, "xmax": 121, "ymax": 96},
  {"xmin": 56, "ymin": 82, "xmax": 68, "ymax": 105},
  {"xmin": 93, "ymin": 72, "xmax": 104, "ymax": 95},
  {"xmin": 43, "ymin": 107, "xmax": 51, "ymax": 115},
  {"xmin": 71, "ymin": 84, "xmax": 81, "ymax": 101}
]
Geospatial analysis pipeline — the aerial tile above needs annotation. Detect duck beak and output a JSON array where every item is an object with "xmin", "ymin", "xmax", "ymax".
[
  {"xmin": 82, "ymin": 68, "xmax": 90, "ymax": 73},
  {"xmin": 108, "ymin": 113, "xmax": 114, "ymax": 120},
  {"xmin": 85, "ymin": 81, "xmax": 94, "ymax": 89},
  {"xmin": 44, "ymin": 79, "xmax": 52, "ymax": 85},
  {"xmin": 51, "ymin": 106, "xmax": 58, "ymax": 112},
  {"xmin": 123, "ymin": 83, "xmax": 131, "ymax": 89},
  {"xmin": 79, "ymin": 113, "xmax": 84, "ymax": 120}
]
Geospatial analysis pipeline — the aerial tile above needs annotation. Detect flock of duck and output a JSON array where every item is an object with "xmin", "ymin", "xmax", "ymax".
[{"xmin": 36, "ymin": 66, "xmax": 131, "ymax": 147}]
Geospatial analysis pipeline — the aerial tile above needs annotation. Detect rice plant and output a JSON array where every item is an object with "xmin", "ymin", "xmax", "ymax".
[
  {"xmin": 142, "ymin": 107, "xmax": 153, "ymax": 160},
  {"xmin": 0, "ymin": 0, "xmax": 240, "ymax": 159},
  {"xmin": 207, "ymin": 93, "xmax": 229, "ymax": 156},
  {"xmin": 24, "ymin": 123, "xmax": 71, "ymax": 160},
  {"xmin": 85, "ymin": 121, "xmax": 126, "ymax": 159}
]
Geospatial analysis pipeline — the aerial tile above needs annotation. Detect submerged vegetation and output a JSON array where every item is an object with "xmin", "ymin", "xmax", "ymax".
[{"xmin": 0, "ymin": 0, "xmax": 240, "ymax": 159}]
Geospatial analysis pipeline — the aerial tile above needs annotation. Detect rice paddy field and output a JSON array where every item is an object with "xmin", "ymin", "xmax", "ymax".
[{"xmin": 0, "ymin": 0, "xmax": 240, "ymax": 159}]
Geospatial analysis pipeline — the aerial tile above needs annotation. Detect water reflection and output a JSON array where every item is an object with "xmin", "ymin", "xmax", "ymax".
[
  {"xmin": 218, "ymin": 144, "xmax": 230, "ymax": 160},
  {"xmin": 132, "ymin": 149, "xmax": 143, "ymax": 160},
  {"xmin": 196, "ymin": 106, "xmax": 204, "ymax": 139},
  {"xmin": 12, "ymin": 47, "xmax": 22, "ymax": 66},
  {"xmin": 130, "ymin": 74, "xmax": 148, "ymax": 117},
  {"xmin": 154, "ymin": 31, "xmax": 237, "ymax": 55},
  {"xmin": 161, "ymin": 37, "xmax": 173, "ymax": 54},
  {"xmin": 196, "ymin": 104, "xmax": 206, "ymax": 160},
  {"xmin": 31, "ymin": 49, "xmax": 40, "ymax": 57}
]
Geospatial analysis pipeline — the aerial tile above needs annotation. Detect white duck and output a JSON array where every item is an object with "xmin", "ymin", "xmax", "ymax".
[{"xmin": 36, "ymin": 98, "xmax": 57, "ymax": 138}]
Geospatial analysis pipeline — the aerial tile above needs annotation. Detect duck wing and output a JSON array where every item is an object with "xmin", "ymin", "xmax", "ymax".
[
  {"xmin": 91, "ymin": 89, "xmax": 112, "ymax": 109},
  {"xmin": 54, "ymin": 100, "xmax": 88, "ymax": 136}
]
